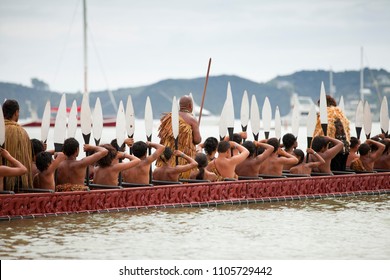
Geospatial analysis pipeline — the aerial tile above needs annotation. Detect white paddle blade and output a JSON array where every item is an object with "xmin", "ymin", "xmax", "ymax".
[
  {"xmin": 339, "ymin": 96, "xmax": 345, "ymax": 112},
  {"xmin": 145, "ymin": 97, "xmax": 153, "ymax": 138},
  {"xmin": 250, "ymin": 95, "xmax": 260, "ymax": 135},
  {"xmin": 0, "ymin": 105, "xmax": 5, "ymax": 146},
  {"xmin": 67, "ymin": 100, "xmax": 78, "ymax": 138},
  {"xmin": 171, "ymin": 96, "xmax": 179, "ymax": 139},
  {"xmin": 274, "ymin": 106, "xmax": 281, "ymax": 140},
  {"xmin": 92, "ymin": 98, "xmax": 103, "ymax": 142},
  {"xmin": 363, "ymin": 101, "xmax": 372, "ymax": 137},
  {"xmin": 291, "ymin": 95, "xmax": 300, "ymax": 138},
  {"xmin": 307, "ymin": 104, "xmax": 317, "ymax": 138},
  {"xmin": 380, "ymin": 96, "xmax": 389, "ymax": 134},
  {"xmin": 116, "ymin": 101, "xmax": 126, "ymax": 147},
  {"xmin": 41, "ymin": 100, "xmax": 51, "ymax": 142},
  {"xmin": 219, "ymin": 99, "xmax": 228, "ymax": 139},
  {"xmin": 125, "ymin": 95, "xmax": 135, "ymax": 137},
  {"xmin": 319, "ymin": 81, "xmax": 328, "ymax": 125},
  {"xmin": 54, "ymin": 94, "xmax": 67, "ymax": 145},
  {"xmin": 225, "ymin": 82, "xmax": 235, "ymax": 128},
  {"xmin": 80, "ymin": 93, "xmax": 92, "ymax": 136},
  {"xmin": 240, "ymin": 90, "xmax": 249, "ymax": 128},
  {"xmin": 262, "ymin": 96, "xmax": 272, "ymax": 133},
  {"xmin": 355, "ymin": 100, "xmax": 364, "ymax": 128}
]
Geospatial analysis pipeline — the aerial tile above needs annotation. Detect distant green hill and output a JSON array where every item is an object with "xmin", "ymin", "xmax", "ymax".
[{"xmin": 1, "ymin": 68, "xmax": 389, "ymax": 120}]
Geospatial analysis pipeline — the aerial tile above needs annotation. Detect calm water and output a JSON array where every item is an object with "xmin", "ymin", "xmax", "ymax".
[{"xmin": 1, "ymin": 195, "xmax": 389, "ymax": 259}]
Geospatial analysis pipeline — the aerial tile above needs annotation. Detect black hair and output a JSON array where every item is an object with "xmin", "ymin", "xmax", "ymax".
[
  {"xmin": 358, "ymin": 143, "xmax": 371, "ymax": 156},
  {"xmin": 267, "ymin": 138, "xmax": 279, "ymax": 153},
  {"xmin": 350, "ymin": 137, "xmax": 359, "ymax": 149},
  {"xmin": 31, "ymin": 138, "xmax": 45, "ymax": 158},
  {"xmin": 63, "ymin": 137, "xmax": 79, "ymax": 157},
  {"xmin": 110, "ymin": 139, "xmax": 126, "ymax": 152},
  {"xmin": 243, "ymin": 141, "xmax": 256, "ymax": 157},
  {"xmin": 195, "ymin": 153, "xmax": 207, "ymax": 180},
  {"xmin": 35, "ymin": 152, "xmax": 52, "ymax": 172},
  {"xmin": 282, "ymin": 133, "xmax": 297, "ymax": 150},
  {"xmin": 293, "ymin": 149, "xmax": 305, "ymax": 164},
  {"xmin": 217, "ymin": 141, "xmax": 231, "ymax": 153},
  {"xmin": 96, "ymin": 144, "xmax": 117, "ymax": 167},
  {"xmin": 160, "ymin": 147, "xmax": 173, "ymax": 162},
  {"xmin": 132, "ymin": 141, "xmax": 148, "ymax": 158},
  {"xmin": 204, "ymin": 137, "xmax": 218, "ymax": 156},
  {"xmin": 232, "ymin": 133, "xmax": 242, "ymax": 144},
  {"xmin": 2, "ymin": 99, "xmax": 19, "ymax": 120},
  {"xmin": 311, "ymin": 136, "xmax": 328, "ymax": 152}
]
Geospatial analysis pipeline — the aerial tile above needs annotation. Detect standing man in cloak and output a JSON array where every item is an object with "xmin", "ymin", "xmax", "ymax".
[
  {"xmin": 156, "ymin": 95, "xmax": 201, "ymax": 179},
  {"xmin": 2, "ymin": 99, "xmax": 32, "ymax": 191}
]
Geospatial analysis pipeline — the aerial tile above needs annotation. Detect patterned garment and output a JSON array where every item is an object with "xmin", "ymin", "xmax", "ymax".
[
  {"xmin": 350, "ymin": 158, "xmax": 365, "ymax": 172},
  {"xmin": 55, "ymin": 184, "xmax": 90, "ymax": 192}
]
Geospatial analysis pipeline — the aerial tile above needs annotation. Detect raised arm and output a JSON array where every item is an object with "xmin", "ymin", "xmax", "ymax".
[
  {"xmin": 306, "ymin": 148, "xmax": 325, "ymax": 168},
  {"xmin": 366, "ymin": 139, "xmax": 385, "ymax": 161},
  {"xmin": 113, "ymin": 153, "xmax": 141, "ymax": 172},
  {"xmin": 324, "ymin": 136, "xmax": 343, "ymax": 159},
  {"xmin": 46, "ymin": 152, "xmax": 67, "ymax": 174},
  {"xmin": 277, "ymin": 148, "xmax": 299, "ymax": 165},
  {"xmin": 0, "ymin": 148, "xmax": 28, "ymax": 177},
  {"xmin": 255, "ymin": 141, "xmax": 274, "ymax": 163},
  {"xmin": 172, "ymin": 150, "xmax": 198, "ymax": 174},
  {"xmin": 146, "ymin": 142, "xmax": 165, "ymax": 164},
  {"xmin": 80, "ymin": 144, "xmax": 109, "ymax": 167},
  {"xmin": 228, "ymin": 141, "xmax": 249, "ymax": 165}
]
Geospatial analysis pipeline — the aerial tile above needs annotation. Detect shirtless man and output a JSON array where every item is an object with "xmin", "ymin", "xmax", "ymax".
[
  {"xmin": 122, "ymin": 141, "xmax": 164, "ymax": 184},
  {"xmin": 56, "ymin": 138, "xmax": 108, "ymax": 190},
  {"xmin": 235, "ymin": 140, "xmax": 273, "ymax": 177},
  {"xmin": 153, "ymin": 147, "xmax": 198, "ymax": 182},
  {"xmin": 260, "ymin": 138, "xmax": 299, "ymax": 176},
  {"xmin": 196, "ymin": 137, "xmax": 218, "ymax": 162},
  {"xmin": 33, "ymin": 152, "xmax": 66, "ymax": 190},
  {"xmin": 206, "ymin": 141, "xmax": 249, "ymax": 180},
  {"xmin": 374, "ymin": 138, "xmax": 390, "ymax": 170},
  {"xmin": 309, "ymin": 136, "xmax": 343, "ymax": 174},
  {"xmin": 290, "ymin": 148, "xmax": 325, "ymax": 175},
  {"xmin": 350, "ymin": 139, "xmax": 385, "ymax": 172},
  {"xmin": 93, "ymin": 144, "xmax": 141, "ymax": 186},
  {"xmin": 282, "ymin": 133, "xmax": 298, "ymax": 170},
  {"xmin": 346, "ymin": 137, "xmax": 360, "ymax": 168},
  {"xmin": 0, "ymin": 147, "xmax": 27, "ymax": 191}
]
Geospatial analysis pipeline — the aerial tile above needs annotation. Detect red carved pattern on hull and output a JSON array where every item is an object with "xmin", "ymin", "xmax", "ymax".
[{"xmin": 1, "ymin": 174, "xmax": 390, "ymax": 218}]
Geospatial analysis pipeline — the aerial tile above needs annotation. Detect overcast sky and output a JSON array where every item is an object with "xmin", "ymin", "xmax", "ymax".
[{"xmin": 1, "ymin": 0, "xmax": 389, "ymax": 92}]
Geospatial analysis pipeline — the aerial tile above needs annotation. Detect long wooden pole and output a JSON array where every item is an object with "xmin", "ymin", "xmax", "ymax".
[{"xmin": 198, "ymin": 58, "xmax": 212, "ymax": 125}]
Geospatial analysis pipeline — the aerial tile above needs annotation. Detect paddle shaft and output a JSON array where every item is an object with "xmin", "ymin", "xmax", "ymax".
[
  {"xmin": 147, "ymin": 135, "xmax": 152, "ymax": 183},
  {"xmin": 198, "ymin": 58, "xmax": 212, "ymax": 125}
]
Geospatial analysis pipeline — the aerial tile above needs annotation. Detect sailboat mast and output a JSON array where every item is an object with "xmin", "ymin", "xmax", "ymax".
[{"xmin": 83, "ymin": 0, "xmax": 88, "ymax": 95}]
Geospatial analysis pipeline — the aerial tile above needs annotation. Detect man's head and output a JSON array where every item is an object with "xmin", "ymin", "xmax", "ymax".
[
  {"xmin": 110, "ymin": 139, "xmax": 126, "ymax": 152},
  {"xmin": 132, "ymin": 141, "xmax": 148, "ymax": 158},
  {"xmin": 358, "ymin": 143, "xmax": 371, "ymax": 156},
  {"xmin": 35, "ymin": 152, "xmax": 52, "ymax": 172},
  {"xmin": 243, "ymin": 141, "xmax": 256, "ymax": 157},
  {"xmin": 179, "ymin": 95, "xmax": 193, "ymax": 112},
  {"xmin": 282, "ymin": 133, "xmax": 297, "ymax": 150},
  {"xmin": 232, "ymin": 133, "xmax": 242, "ymax": 144},
  {"xmin": 350, "ymin": 137, "xmax": 360, "ymax": 150},
  {"xmin": 31, "ymin": 139, "xmax": 45, "ymax": 159},
  {"xmin": 160, "ymin": 147, "xmax": 173, "ymax": 162},
  {"xmin": 63, "ymin": 138, "xmax": 80, "ymax": 157},
  {"xmin": 2, "ymin": 99, "xmax": 20, "ymax": 121},
  {"xmin": 311, "ymin": 136, "xmax": 328, "ymax": 152},
  {"xmin": 267, "ymin": 138, "xmax": 280, "ymax": 153},
  {"xmin": 217, "ymin": 141, "xmax": 231, "ymax": 154},
  {"xmin": 293, "ymin": 149, "xmax": 305, "ymax": 164},
  {"xmin": 204, "ymin": 137, "xmax": 218, "ymax": 156},
  {"xmin": 96, "ymin": 144, "xmax": 116, "ymax": 167}
]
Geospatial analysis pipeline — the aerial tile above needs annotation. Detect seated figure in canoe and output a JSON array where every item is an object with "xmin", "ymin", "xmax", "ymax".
[
  {"xmin": 33, "ymin": 151, "xmax": 66, "ymax": 190},
  {"xmin": 153, "ymin": 147, "xmax": 198, "ymax": 182},
  {"xmin": 282, "ymin": 133, "xmax": 299, "ymax": 170},
  {"xmin": 190, "ymin": 153, "xmax": 218, "ymax": 182},
  {"xmin": 55, "ymin": 138, "xmax": 108, "ymax": 192},
  {"xmin": 206, "ymin": 140, "xmax": 249, "ymax": 180},
  {"xmin": 350, "ymin": 139, "xmax": 385, "ymax": 172},
  {"xmin": 374, "ymin": 137, "xmax": 390, "ymax": 170},
  {"xmin": 289, "ymin": 148, "xmax": 325, "ymax": 175},
  {"xmin": 235, "ymin": 140, "xmax": 273, "ymax": 177},
  {"xmin": 0, "ymin": 147, "xmax": 28, "ymax": 192},
  {"xmin": 93, "ymin": 144, "xmax": 141, "ymax": 186},
  {"xmin": 309, "ymin": 136, "xmax": 343, "ymax": 174},
  {"xmin": 196, "ymin": 136, "xmax": 218, "ymax": 162},
  {"xmin": 346, "ymin": 137, "xmax": 361, "ymax": 169},
  {"xmin": 122, "ymin": 141, "xmax": 165, "ymax": 185},
  {"xmin": 259, "ymin": 138, "xmax": 299, "ymax": 176}
]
